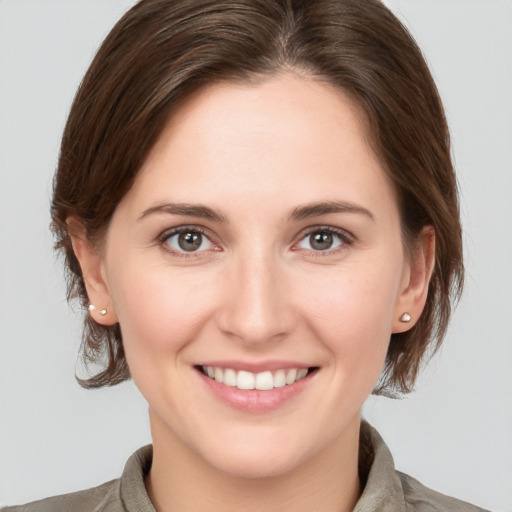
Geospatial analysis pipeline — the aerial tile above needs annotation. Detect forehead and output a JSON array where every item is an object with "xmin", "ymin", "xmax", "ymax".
[{"xmin": 123, "ymin": 73, "xmax": 397, "ymax": 220}]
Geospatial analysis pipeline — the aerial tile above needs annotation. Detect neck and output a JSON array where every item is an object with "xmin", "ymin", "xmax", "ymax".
[{"xmin": 146, "ymin": 412, "xmax": 362, "ymax": 512}]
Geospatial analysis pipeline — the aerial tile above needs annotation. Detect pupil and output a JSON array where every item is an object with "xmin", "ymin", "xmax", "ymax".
[
  {"xmin": 311, "ymin": 232, "xmax": 333, "ymax": 251},
  {"xmin": 178, "ymin": 232, "xmax": 202, "ymax": 251}
]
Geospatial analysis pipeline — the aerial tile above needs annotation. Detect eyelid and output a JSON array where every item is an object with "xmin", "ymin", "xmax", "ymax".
[
  {"xmin": 293, "ymin": 225, "xmax": 355, "ymax": 254},
  {"xmin": 158, "ymin": 225, "xmax": 219, "ymax": 257},
  {"xmin": 156, "ymin": 223, "xmax": 355, "ymax": 258}
]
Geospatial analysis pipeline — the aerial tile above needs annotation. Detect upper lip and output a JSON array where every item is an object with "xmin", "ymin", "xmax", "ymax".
[{"xmin": 195, "ymin": 360, "xmax": 314, "ymax": 373}]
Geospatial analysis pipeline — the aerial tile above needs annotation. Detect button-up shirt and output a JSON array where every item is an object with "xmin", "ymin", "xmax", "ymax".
[{"xmin": 1, "ymin": 422, "xmax": 490, "ymax": 511}]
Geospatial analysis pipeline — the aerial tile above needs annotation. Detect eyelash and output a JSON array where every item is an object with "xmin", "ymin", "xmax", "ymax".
[
  {"xmin": 297, "ymin": 226, "xmax": 354, "ymax": 256},
  {"xmin": 158, "ymin": 225, "xmax": 354, "ymax": 258},
  {"xmin": 158, "ymin": 225, "xmax": 215, "ymax": 258}
]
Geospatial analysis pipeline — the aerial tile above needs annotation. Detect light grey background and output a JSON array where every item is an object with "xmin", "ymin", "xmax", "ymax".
[{"xmin": 0, "ymin": 1, "xmax": 511, "ymax": 510}]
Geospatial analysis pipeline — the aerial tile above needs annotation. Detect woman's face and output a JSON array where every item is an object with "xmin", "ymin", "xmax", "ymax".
[{"xmin": 88, "ymin": 73, "xmax": 427, "ymax": 478}]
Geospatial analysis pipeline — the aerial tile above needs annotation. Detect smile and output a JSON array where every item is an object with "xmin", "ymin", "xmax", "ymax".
[{"xmin": 200, "ymin": 366, "xmax": 311, "ymax": 390}]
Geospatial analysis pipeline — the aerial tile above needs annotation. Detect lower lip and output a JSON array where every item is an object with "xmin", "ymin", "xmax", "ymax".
[{"xmin": 197, "ymin": 369, "xmax": 314, "ymax": 413}]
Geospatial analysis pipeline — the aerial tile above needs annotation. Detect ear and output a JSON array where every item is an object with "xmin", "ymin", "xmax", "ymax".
[
  {"xmin": 67, "ymin": 217, "xmax": 118, "ymax": 326},
  {"xmin": 392, "ymin": 226, "xmax": 435, "ymax": 333}
]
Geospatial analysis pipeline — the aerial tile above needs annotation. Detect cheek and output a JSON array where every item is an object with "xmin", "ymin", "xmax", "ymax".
[
  {"xmin": 295, "ymin": 259, "xmax": 401, "ymax": 370},
  {"xmin": 107, "ymin": 262, "xmax": 218, "ymax": 365},
  {"xmin": 107, "ymin": 265, "xmax": 223, "ymax": 413}
]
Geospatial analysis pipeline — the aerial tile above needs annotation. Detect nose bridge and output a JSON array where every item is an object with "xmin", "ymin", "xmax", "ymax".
[{"xmin": 216, "ymin": 246, "xmax": 294, "ymax": 346}]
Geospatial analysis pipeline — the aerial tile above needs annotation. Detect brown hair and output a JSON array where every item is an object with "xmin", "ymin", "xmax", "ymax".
[{"xmin": 52, "ymin": 0, "xmax": 463, "ymax": 394}]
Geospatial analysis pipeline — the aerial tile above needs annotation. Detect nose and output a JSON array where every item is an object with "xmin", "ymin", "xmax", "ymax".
[{"xmin": 215, "ymin": 251, "xmax": 297, "ymax": 347}]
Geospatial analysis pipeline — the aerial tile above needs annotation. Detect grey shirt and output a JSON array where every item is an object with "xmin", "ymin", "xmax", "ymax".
[{"xmin": 1, "ymin": 422, "xmax": 490, "ymax": 511}]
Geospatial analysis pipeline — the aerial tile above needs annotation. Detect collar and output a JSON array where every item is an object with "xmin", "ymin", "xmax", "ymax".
[{"xmin": 118, "ymin": 422, "xmax": 406, "ymax": 512}]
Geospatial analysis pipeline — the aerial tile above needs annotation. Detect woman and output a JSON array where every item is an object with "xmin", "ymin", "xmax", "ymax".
[{"xmin": 0, "ymin": 0, "xmax": 498, "ymax": 510}]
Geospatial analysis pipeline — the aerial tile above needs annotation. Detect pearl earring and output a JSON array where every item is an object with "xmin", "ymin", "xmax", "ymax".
[
  {"xmin": 88, "ymin": 304, "xmax": 107, "ymax": 316},
  {"xmin": 399, "ymin": 313, "xmax": 411, "ymax": 323}
]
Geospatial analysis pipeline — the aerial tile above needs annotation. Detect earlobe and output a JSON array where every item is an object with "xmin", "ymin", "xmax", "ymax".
[
  {"xmin": 392, "ymin": 227, "xmax": 435, "ymax": 333},
  {"xmin": 67, "ymin": 217, "xmax": 118, "ymax": 326}
]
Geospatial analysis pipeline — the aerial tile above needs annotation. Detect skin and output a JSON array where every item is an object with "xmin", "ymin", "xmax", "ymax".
[{"xmin": 71, "ymin": 73, "xmax": 434, "ymax": 512}]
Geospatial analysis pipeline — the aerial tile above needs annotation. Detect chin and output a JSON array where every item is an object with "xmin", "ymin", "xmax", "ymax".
[
  {"xmin": 202, "ymin": 445, "xmax": 306, "ymax": 479},
  {"xmin": 189, "ymin": 421, "xmax": 332, "ymax": 480}
]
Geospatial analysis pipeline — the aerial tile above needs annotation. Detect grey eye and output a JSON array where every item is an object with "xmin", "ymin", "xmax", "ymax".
[
  {"xmin": 298, "ymin": 230, "xmax": 344, "ymax": 252},
  {"xmin": 165, "ymin": 230, "xmax": 213, "ymax": 252},
  {"xmin": 178, "ymin": 232, "xmax": 203, "ymax": 251},
  {"xmin": 310, "ymin": 232, "xmax": 334, "ymax": 250}
]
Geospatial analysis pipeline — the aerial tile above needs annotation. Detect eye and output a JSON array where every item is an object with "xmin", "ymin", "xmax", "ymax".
[
  {"xmin": 296, "ymin": 227, "xmax": 351, "ymax": 253},
  {"xmin": 160, "ymin": 227, "xmax": 215, "ymax": 255}
]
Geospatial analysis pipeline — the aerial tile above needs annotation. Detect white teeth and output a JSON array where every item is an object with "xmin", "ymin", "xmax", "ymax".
[
  {"xmin": 223, "ymin": 368, "xmax": 237, "ymax": 387},
  {"xmin": 255, "ymin": 371, "xmax": 273, "ymax": 390},
  {"xmin": 214, "ymin": 367, "xmax": 224, "ymax": 384},
  {"xmin": 297, "ymin": 368, "xmax": 308, "ymax": 381},
  {"xmin": 285, "ymin": 369, "xmax": 297, "ymax": 385},
  {"xmin": 202, "ymin": 366, "xmax": 311, "ymax": 390},
  {"xmin": 237, "ymin": 370, "xmax": 255, "ymax": 390},
  {"xmin": 273, "ymin": 369, "xmax": 286, "ymax": 388}
]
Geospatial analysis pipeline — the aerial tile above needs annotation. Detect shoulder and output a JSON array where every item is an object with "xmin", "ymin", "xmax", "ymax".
[
  {"xmin": 0, "ymin": 479, "xmax": 121, "ymax": 512},
  {"xmin": 1, "ymin": 445, "xmax": 153, "ymax": 512},
  {"xmin": 357, "ymin": 422, "xmax": 491, "ymax": 512},
  {"xmin": 398, "ymin": 471, "xmax": 490, "ymax": 512}
]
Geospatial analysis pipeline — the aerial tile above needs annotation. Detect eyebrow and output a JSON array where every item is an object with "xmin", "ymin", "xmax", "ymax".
[
  {"xmin": 139, "ymin": 200, "xmax": 374, "ymax": 223},
  {"xmin": 288, "ymin": 200, "xmax": 374, "ymax": 222},
  {"xmin": 139, "ymin": 203, "xmax": 228, "ymax": 223}
]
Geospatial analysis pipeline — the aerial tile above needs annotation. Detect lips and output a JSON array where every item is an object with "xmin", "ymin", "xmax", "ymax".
[
  {"xmin": 195, "ymin": 363, "xmax": 317, "ymax": 412},
  {"xmin": 201, "ymin": 366, "xmax": 310, "ymax": 390}
]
